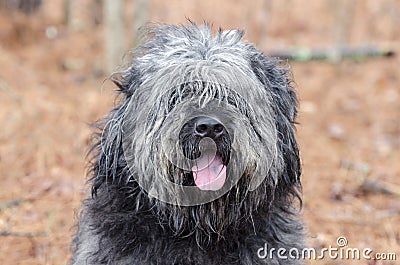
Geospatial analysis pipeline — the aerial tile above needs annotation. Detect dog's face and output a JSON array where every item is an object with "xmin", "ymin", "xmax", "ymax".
[
  {"xmin": 120, "ymin": 46, "xmax": 285, "ymax": 205},
  {"xmin": 92, "ymin": 22, "xmax": 301, "ymax": 242}
]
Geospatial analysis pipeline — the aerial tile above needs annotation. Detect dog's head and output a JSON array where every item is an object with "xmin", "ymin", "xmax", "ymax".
[{"xmin": 90, "ymin": 22, "xmax": 301, "ymax": 245}]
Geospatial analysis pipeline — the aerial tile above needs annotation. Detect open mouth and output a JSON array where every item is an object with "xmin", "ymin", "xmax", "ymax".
[{"xmin": 191, "ymin": 152, "xmax": 226, "ymax": 191}]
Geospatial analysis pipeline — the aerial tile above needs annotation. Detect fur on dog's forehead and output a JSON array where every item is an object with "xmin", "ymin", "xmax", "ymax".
[
  {"xmin": 127, "ymin": 23, "xmax": 271, "ymax": 110},
  {"xmin": 135, "ymin": 23, "xmax": 254, "ymax": 75}
]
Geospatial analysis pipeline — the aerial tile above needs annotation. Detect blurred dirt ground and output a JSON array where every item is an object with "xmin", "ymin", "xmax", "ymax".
[{"xmin": 0, "ymin": 0, "xmax": 399, "ymax": 264}]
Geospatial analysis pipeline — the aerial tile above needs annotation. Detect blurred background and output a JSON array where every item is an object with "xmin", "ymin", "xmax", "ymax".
[{"xmin": 0, "ymin": 0, "xmax": 399, "ymax": 264}]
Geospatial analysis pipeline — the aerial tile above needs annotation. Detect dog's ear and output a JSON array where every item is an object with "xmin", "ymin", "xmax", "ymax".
[
  {"xmin": 90, "ymin": 66, "xmax": 142, "ymax": 197},
  {"xmin": 250, "ymin": 53, "xmax": 298, "ymax": 122},
  {"xmin": 250, "ymin": 53, "xmax": 301, "ymax": 196},
  {"xmin": 110, "ymin": 65, "xmax": 142, "ymax": 96},
  {"xmin": 89, "ymin": 104, "xmax": 127, "ymax": 197}
]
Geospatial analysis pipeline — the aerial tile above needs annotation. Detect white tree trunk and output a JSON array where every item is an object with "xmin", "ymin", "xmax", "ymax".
[
  {"xmin": 132, "ymin": 0, "xmax": 148, "ymax": 47},
  {"xmin": 104, "ymin": 0, "xmax": 124, "ymax": 73}
]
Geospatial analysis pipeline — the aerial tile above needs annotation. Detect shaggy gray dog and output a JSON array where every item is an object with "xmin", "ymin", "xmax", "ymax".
[{"xmin": 71, "ymin": 22, "xmax": 304, "ymax": 265}]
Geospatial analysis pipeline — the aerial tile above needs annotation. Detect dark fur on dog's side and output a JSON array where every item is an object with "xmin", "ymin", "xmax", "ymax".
[{"xmin": 71, "ymin": 22, "xmax": 304, "ymax": 265}]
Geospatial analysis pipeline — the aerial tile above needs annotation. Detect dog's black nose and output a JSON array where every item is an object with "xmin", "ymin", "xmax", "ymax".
[{"xmin": 194, "ymin": 117, "xmax": 225, "ymax": 139}]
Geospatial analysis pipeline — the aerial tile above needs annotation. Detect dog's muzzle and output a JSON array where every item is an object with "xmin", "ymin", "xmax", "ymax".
[{"xmin": 180, "ymin": 116, "xmax": 229, "ymax": 191}]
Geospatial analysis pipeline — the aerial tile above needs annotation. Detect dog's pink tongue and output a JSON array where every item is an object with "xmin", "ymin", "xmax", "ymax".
[{"xmin": 192, "ymin": 154, "xmax": 226, "ymax": 191}]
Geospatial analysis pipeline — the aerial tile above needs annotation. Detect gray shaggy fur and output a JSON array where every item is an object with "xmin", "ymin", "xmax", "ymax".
[{"xmin": 71, "ymin": 22, "xmax": 304, "ymax": 265}]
